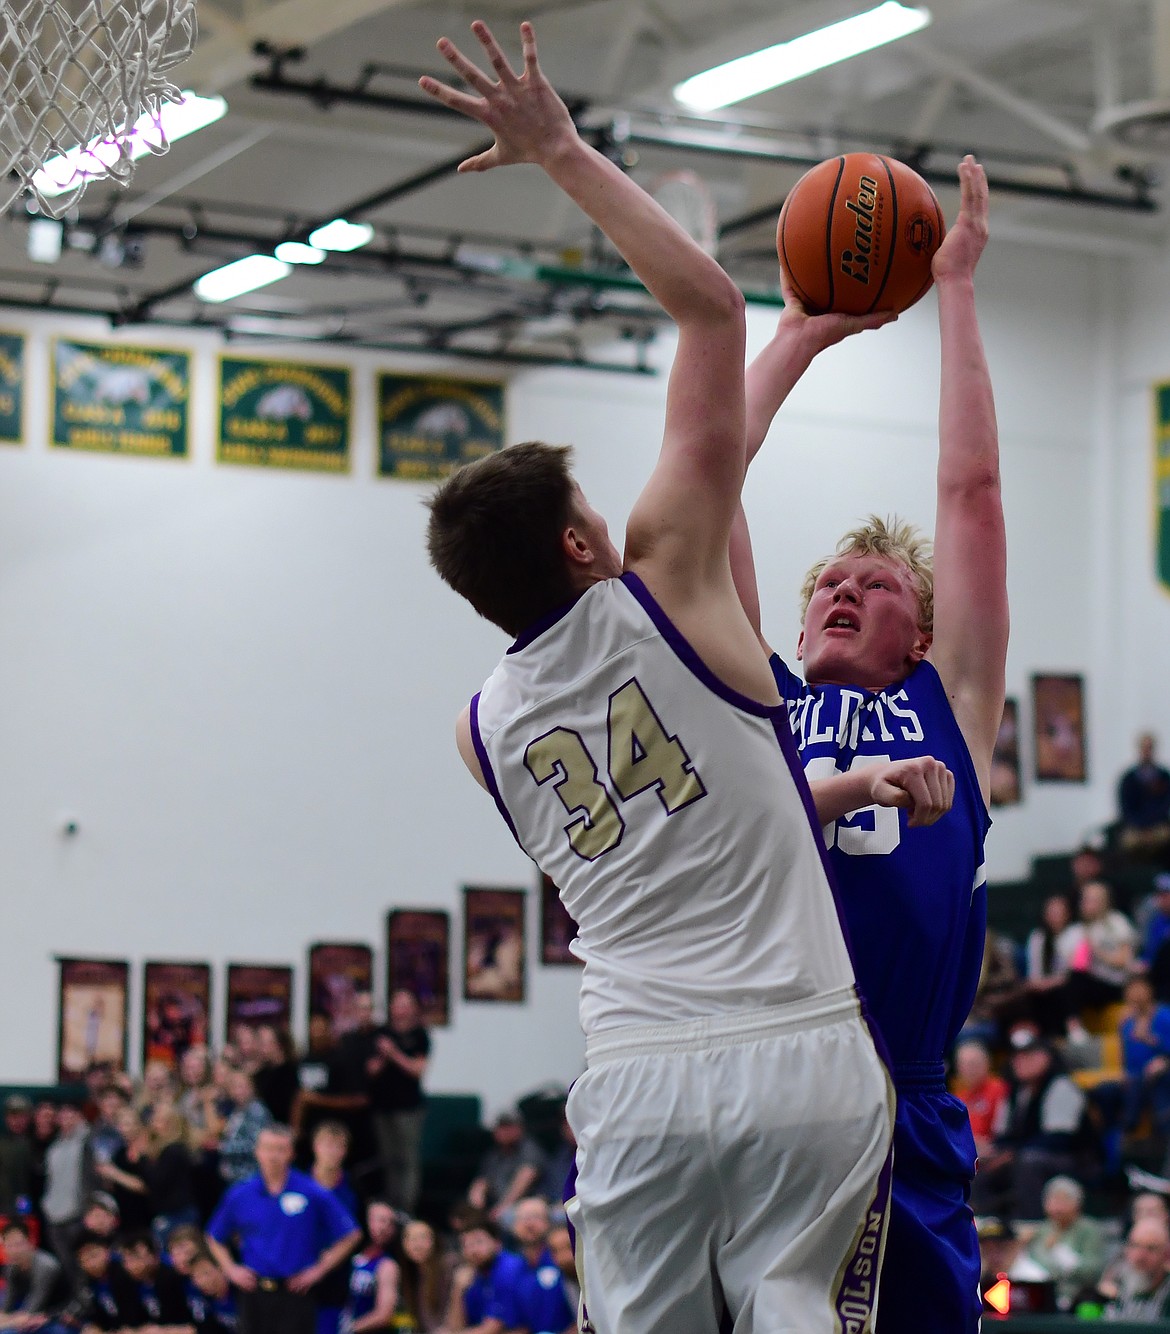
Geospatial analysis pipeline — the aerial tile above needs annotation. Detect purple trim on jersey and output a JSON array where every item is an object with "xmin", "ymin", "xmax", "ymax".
[
  {"xmin": 469, "ymin": 692, "xmax": 527, "ymax": 852},
  {"xmin": 619, "ymin": 572, "xmax": 779, "ymax": 718},
  {"xmin": 834, "ymin": 1148, "xmax": 893, "ymax": 1332},
  {"xmin": 507, "ymin": 595, "xmax": 584, "ymax": 654}
]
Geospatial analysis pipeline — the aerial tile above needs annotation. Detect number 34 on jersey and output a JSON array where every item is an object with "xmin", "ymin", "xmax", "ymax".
[{"xmin": 523, "ymin": 678, "xmax": 706, "ymax": 862}]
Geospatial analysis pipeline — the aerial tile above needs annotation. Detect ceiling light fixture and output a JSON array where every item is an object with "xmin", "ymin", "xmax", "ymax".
[
  {"xmin": 194, "ymin": 254, "xmax": 291, "ymax": 302},
  {"xmin": 274, "ymin": 241, "xmax": 327, "ymax": 265},
  {"xmin": 673, "ymin": 2, "xmax": 931, "ymax": 112},
  {"xmin": 32, "ymin": 92, "xmax": 228, "ymax": 198},
  {"xmin": 307, "ymin": 219, "xmax": 375, "ymax": 252}
]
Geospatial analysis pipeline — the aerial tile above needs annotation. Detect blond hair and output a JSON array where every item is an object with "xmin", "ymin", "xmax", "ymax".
[{"xmin": 800, "ymin": 515, "xmax": 934, "ymax": 631}]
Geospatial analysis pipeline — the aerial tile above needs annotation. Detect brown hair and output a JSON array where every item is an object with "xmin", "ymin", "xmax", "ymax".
[
  {"xmin": 799, "ymin": 515, "xmax": 934, "ymax": 632},
  {"xmin": 426, "ymin": 442, "xmax": 579, "ymax": 635}
]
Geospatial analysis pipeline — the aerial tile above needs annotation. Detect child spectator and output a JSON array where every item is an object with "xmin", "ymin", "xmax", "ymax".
[
  {"xmin": 398, "ymin": 1218, "xmax": 448, "ymax": 1333},
  {"xmin": 189, "ymin": 1248, "xmax": 239, "ymax": 1333},
  {"xmin": 343, "ymin": 1199, "xmax": 401, "ymax": 1332}
]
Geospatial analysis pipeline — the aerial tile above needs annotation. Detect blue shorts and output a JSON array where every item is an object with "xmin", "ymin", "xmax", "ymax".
[{"xmin": 877, "ymin": 1072, "xmax": 980, "ymax": 1334}]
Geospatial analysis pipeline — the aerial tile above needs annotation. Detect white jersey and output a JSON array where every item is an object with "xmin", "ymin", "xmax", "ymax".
[{"xmin": 471, "ymin": 572, "xmax": 857, "ymax": 1036}]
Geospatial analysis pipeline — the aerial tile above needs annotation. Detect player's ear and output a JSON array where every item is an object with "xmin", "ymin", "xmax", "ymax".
[
  {"xmin": 561, "ymin": 523, "xmax": 593, "ymax": 568},
  {"xmin": 795, "ymin": 630, "xmax": 805, "ymax": 661},
  {"xmin": 908, "ymin": 630, "xmax": 932, "ymax": 664}
]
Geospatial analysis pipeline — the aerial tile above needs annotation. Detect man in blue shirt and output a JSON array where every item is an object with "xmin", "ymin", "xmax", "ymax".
[
  {"xmin": 511, "ymin": 1197, "xmax": 575, "ymax": 1334},
  {"xmin": 206, "ymin": 1124, "xmax": 360, "ymax": 1334},
  {"xmin": 447, "ymin": 1218, "xmax": 526, "ymax": 1334}
]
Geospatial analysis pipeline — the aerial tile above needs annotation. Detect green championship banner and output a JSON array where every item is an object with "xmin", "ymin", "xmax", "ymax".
[
  {"xmin": 1157, "ymin": 382, "xmax": 1170, "ymax": 592},
  {"xmin": 218, "ymin": 357, "xmax": 351, "ymax": 472},
  {"xmin": 0, "ymin": 331, "xmax": 24, "ymax": 443},
  {"xmin": 53, "ymin": 340, "xmax": 189, "ymax": 457},
  {"xmin": 378, "ymin": 373, "xmax": 505, "ymax": 480}
]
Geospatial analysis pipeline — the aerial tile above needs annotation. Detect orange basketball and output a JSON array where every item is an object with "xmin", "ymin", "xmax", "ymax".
[{"xmin": 776, "ymin": 153, "xmax": 945, "ymax": 316}]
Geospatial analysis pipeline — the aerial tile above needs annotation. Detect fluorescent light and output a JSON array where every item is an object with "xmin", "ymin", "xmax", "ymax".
[
  {"xmin": 274, "ymin": 241, "xmax": 327, "ymax": 265},
  {"xmin": 32, "ymin": 92, "xmax": 228, "ymax": 197},
  {"xmin": 308, "ymin": 219, "xmax": 374, "ymax": 252},
  {"xmin": 674, "ymin": 2, "xmax": 931, "ymax": 111},
  {"xmin": 27, "ymin": 218, "xmax": 63, "ymax": 263},
  {"xmin": 194, "ymin": 255, "xmax": 291, "ymax": 303}
]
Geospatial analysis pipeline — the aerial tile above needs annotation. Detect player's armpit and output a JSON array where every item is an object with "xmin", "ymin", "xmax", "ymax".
[{"xmin": 456, "ymin": 706, "xmax": 489, "ymax": 790}]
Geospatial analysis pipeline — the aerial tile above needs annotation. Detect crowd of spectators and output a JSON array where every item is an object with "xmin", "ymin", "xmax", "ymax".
[{"xmin": 0, "ymin": 988, "xmax": 579, "ymax": 1334}]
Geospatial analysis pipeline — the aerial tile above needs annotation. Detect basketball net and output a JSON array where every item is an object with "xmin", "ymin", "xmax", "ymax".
[
  {"xmin": 0, "ymin": 0, "xmax": 198, "ymax": 218},
  {"xmin": 649, "ymin": 170, "xmax": 719, "ymax": 257}
]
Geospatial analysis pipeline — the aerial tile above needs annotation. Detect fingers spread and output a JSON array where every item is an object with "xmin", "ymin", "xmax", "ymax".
[
  {"xmin": 472, "ymin": 20, "xmax": 519, "ymax": 84},
  {"xmin": 436, "ymin": 36, "xmax": 497, "ymax": 97},
  {"xmin": 418, "ymin": 75, "xmax": 483, "ymax": 118}
]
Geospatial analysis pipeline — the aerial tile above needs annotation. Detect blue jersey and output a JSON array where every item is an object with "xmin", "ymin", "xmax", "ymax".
[
  {"xmin": 346, "ymin": 1249, "xmax": 387, "ymax": 1323},
  {"xmin": 771, "ymin": 656, "xmax": 990, "ymax": 1067}
]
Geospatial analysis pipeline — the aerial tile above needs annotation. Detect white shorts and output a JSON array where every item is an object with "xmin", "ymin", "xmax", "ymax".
[{"xmin": 565, "ymin": 987, "xmax": 894, "ymax": 1334}]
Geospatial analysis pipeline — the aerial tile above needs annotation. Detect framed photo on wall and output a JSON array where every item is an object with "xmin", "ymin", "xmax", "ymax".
[
  {"xmin": 990, "ymin": 697, "xmax": 1022, "ymax": 807},
  {"xmin": 142, "ymin": 961, "xmax": 210, "ymax": 1070},
  {"xmin": 225, "ymin": 964, "xmax": 294, "ymax": 1045},
  {"xmin": 540, "ymin": 873, "xmax": 581, "ymax": 967},
  {"xmin": 463, "ymin": 886, "xmax": 526, "ymax": 1003},
  {"xmin": 57, "ymin": 958, "xmax": 129, "ymax": 1083},
  {"xmin": 308, "ymin": 942, "xmax": 373, "ymax": 1035},
  {"xmin": 1033, "ymin": 674, "xmax": 1087, "ymax": 783},
  {"xmin": 386, "ymin": 911, "xmax": 450, "ymax": 1028}
]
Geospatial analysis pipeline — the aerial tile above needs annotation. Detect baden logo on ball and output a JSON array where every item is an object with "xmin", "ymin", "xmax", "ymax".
[{"xmin": 777, "ymin": 153, "xmax": 945, "ymax": 316}]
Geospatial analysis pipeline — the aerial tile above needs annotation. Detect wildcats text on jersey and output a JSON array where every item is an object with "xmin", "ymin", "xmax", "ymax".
[{"xmin": 788, "ymin": 686, "xmax": 925, "ymax": 752}]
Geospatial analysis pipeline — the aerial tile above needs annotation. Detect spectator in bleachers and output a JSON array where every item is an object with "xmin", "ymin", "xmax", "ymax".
[
  {"xmin": 95, "ymin": 1104, "xmax": 153, "ymax": 1232},
  {"xmin": 547, "ymin": 1224, "xmax": 580, "ymax": 1319},
  {"xmin": 254, "ymin": 1025, "xmax": 300, "ymax": 1127},
  {"xmin": 41, "ymin": 1102, "xmax": 94, "ymax": 1288},
  {"xmin": 65, "ymin": 1229, "xmax": 137, "ymax": 1330},
  {"xmin": 189, "ymin": 1247, "xmax": 239, "ymax": 1334},
  {"xmin": 952, "ymin": 1039, "xmax": 1009, "ymax": 1159},
  {"xmin": 1094, "ymin": 976, "xmax": 1170, "ymax": 1173},
  {"xmin": 28, "ymin": 1100, "xmax": 58, "ymax": 1228},
  {"xmin": 0, "ymin": 1094, "xmax": 34, "ymax": 1218},
  {"xmin": 1024, "ymin": 894, "xmax": 1086, "ymax": 1035},
  {"xmin": 1118, "ymin": 732, "xmax": 1170, "ymax": 863},
  {"xmin": 1072, "ymin": 843, "xmax": 1109, "ymax": 895},
  {"xmin": 80, "ymin": 1191, "xmax": 119, "ymax": 1239},
  {"xmin": 310, "ymin": 1120, "xmax": 361, "ymax": 1334},
  {"xmin": 1023, "ymin": 1175, "xmax": 1107, "ymax": 1310},
  {"xmin": 120, "ymin": 1228, "xmax": 195, "ymax": 1326},
  {"xmin": 1057, "ymin": 880, "xmax": 1138, "ymax": 1035},
  {"xmin": 1141, "ymin": 874, "xmax": 1170, "ymax": 1002},
  {"xmin": 466, "ymin": 1112, "xmax": 547, "ymax": 1227},
  {"xmin": 146, "ymin": 1102, "xmax": 198, "ymax": 1242},
  {"xmin": 1100, "ymin": 1216, "xmax": 1170, "ymax": 1318},
  {"xmin": 970, "ymin": 1030, "xmax": 1089, "ymax": 1219},
  {"xmin": 87, "ymin": 1086, "xmax": 127, "ymax": 1173},
  {"xmin": 399, "ymin": 1218, "xmax": 449, "ymax": 1333},
  {"xmin": 367, "ymin": 989, "xmax": 431, "ymax": 1215},
  {"xmin": 225, "ymin": 1024, "xmax": 262, "ymax": 1076},
  {"xmin": 0, "ymin": 1216, "xmax": 71, "ymax": 1329},
  {"xmin": 342, "ymin": 1199, "xmax": 401, "ymax": 1333},
  {"xmin": 135, "ymin": 1059, "xmax": 177, "ymax": 1125},
  {"xmin": 445, "ymin": 1216, "xmax": 526, "ymax": 1334},
  {"xmin": 511, "ymin": 1196, "xmax": 575, "ymax": 1334},
  {"xmin": 206, "ymin": 1123, "xmax": 360, "ymax": 1334},
  {"xmin": 166, "ymin": 1220, "xmax": 205, "ymax": 1278},
  {"xmin": 217, "ymin": 1068, "xmax": 272, "ymax": 1186}
]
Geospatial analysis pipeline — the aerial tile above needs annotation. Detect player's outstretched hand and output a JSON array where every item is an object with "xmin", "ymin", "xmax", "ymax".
[
  {"xmin": 867, "ymin": 756, "xmax": 955, "ymax": 828},
  {"xmin": 778, "ymin": 269, "xmax": 898, "ymax": 351},
  {"xmin": 931, "ymin": 154, "xmax": 989, "ymax": 284},
  {"xmin": 419, "ymin": 21, "xmax": 578, "ymax": 174}
]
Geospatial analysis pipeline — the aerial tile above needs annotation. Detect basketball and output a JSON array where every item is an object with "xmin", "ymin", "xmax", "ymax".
[{"xmin": 776, "ymin": 153, "xmax": 946, "ymax": 316}]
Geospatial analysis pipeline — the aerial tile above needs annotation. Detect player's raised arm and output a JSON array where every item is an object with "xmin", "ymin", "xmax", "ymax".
[
  {"xmin": 924, "ymin": 156, "xmax": 1007, "ymax": 801},
  {"xmin": 420, "ymin": 21, "xmax": 746, "ymax": 586}
]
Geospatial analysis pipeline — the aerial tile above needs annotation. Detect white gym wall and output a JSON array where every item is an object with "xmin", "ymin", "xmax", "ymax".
[{"xmin": 0, "ymin": 230, "xmax": 1165, "ymax": 1104}]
